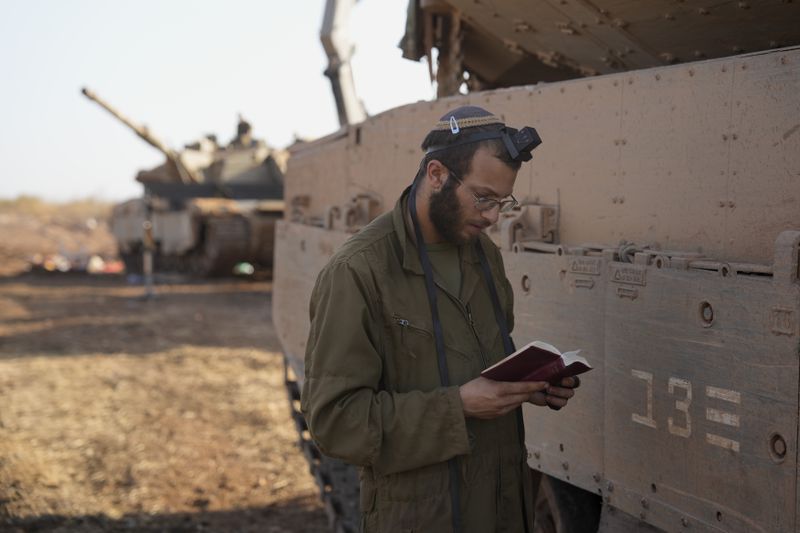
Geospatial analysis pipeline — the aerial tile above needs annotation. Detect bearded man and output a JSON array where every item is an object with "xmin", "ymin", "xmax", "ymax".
[{"xmin": 302, "ymin": 106, "xmax": 580, "ymax": 532}]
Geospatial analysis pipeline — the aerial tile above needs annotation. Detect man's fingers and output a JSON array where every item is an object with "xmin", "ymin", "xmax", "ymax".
[
  {"xmin": 495, "ymin": 380, "xmax": 549, "ymax": 394},
  {"xmin": 527, "ymin": 391, "xmax": 548, "ymax": 407},
  {"xmin": 546, "ymin": 395, "xmax": 569, "ymax": 409},
  {"xmin": 558, "ymin": 376, "xmax": 580, "ymax": 388},
  {"xmin": 499, "ymin": 392, "xmax": 536, "ymax": 409},
  {"xmin": 546, "ymin": 385, "xmax": 576, "ymax": 400}
]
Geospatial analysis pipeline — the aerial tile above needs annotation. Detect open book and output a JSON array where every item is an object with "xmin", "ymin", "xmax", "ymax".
[{"xmin": 481, "ymin": 340, "xmax": 592, "ymax": 383}]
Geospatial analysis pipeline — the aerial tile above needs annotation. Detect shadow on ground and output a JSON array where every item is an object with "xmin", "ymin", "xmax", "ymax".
[
  {"xmin": 0, "ymin": 494, "xmax": 329, "ymax": 532},
  {"xmin": 0, "ymin": 273, "xmax": 280, "ymax": 359}
]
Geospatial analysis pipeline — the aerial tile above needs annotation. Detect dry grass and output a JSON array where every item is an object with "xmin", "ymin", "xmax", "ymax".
[
  {"xmin": 0, "ymin": 196, "xmax": 117, "ymax": 276},
  {"xmin": 0, "ymin": 276, "xmax": 328, "ymax": 532},
  {"xmin": 0, "ymin": 196, "xmax": 112, "ymax": 220}
]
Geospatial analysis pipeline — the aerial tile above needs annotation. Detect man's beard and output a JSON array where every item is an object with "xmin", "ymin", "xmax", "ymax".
[{"xmin": 429, "ymin": 179, "xmax": 475, "ymax": 245}]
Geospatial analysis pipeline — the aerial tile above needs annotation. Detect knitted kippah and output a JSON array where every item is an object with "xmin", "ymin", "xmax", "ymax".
[
  {"xmin": 423, "ymin": 104, "xmax": 540, "ymax": 163},
  {"xmin": 431, "ymin": 106, "xmax": 504, "ymax": 134}
]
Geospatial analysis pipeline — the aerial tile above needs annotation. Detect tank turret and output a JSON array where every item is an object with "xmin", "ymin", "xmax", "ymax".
[
  {"xmin": 81, "ymin": 87, "xmax": 202, "ymax": 184},
  {"xmin": 82, "ymin": 88, "xmax": 286, "ymax": 277}
]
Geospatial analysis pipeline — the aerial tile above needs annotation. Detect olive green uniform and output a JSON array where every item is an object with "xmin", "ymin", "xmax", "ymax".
[{"xmin": 302, "ymin": 189, "xmax": 534, "ymax": 532}]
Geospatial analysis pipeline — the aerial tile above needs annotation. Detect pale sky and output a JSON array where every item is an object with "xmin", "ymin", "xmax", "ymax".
[{"xmin": 0, "ymin": 0, "xmax": 433, "ymax": 201}]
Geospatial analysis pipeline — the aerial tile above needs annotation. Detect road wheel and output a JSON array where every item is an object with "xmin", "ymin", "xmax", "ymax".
[
  {"xmin": 283, "ymin": 356, "xmax": 360, "ymax": 533},
  {"xmin": 533, "ymin": 473, "xmax": 601, "ymax": 533}
]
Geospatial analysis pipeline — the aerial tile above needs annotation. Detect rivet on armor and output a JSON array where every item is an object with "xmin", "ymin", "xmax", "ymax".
[{"xmin": 770, "ymin": 433, "xmax": 787, "ymax": 460}]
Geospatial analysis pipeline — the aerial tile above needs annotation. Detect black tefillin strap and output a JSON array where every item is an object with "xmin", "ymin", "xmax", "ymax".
[
  {"xmin": 425, "ymin": 126, "xmax": 542, "ymax": 163},
  {"xmin": 408, "ymin": 182, "xmax": 463, "ymax": 533},
  {"xmin": 474, "ymin": 243, "xmax": 514, "ymax": 356},
  {"xmin": 408, "ymin": 182, "xmax": 531, "ymax": 533},
  {"xmin": 475, "ymin": 242, "xmax": 532, "ymax": 533}
]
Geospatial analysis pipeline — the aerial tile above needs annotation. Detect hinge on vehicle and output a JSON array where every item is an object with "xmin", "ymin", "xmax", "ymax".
[
  {"xmin": 290, "ymin": 195, "xmax": 311, "ymax": 223},
  {"xmin": 489, "ymin": 203, "xmax": 559, "ymax": 251},
  {"xmin": 772, "ymin": 231, "xmax": 800, "ymax": 285},
  {"xmin": 324, "ymin": 194, "xmax": 382, "ymax": 233}
]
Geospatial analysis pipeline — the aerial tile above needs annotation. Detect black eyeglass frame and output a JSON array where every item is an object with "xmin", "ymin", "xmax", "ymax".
[{"xmin": 444, "ymin": 167, "xmax": 519, "ymax": 213}]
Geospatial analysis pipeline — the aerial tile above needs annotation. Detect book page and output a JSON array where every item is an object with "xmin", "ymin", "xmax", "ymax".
[
  {"xmin": 531, "ymin": 340, "xmax": 560, "ymax": 355},
  {"xmin": 482, "ymin": 340, "xmax": 535, "ymax": 371},
  {"xmin": 482, "ymin": 340, "xmax": 563, "ymax": 374},
  {"xmin": 561, "ymin": 350, "xmax": 590, "ymax": 368}
]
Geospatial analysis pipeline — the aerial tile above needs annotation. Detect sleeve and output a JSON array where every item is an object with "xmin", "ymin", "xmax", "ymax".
[{"xmin": 301, "ymin": 257, "xmax": 470, "ymax": 476}]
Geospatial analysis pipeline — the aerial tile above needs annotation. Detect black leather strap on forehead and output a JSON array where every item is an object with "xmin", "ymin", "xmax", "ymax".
[{"xmin": 425, "ymin": 127, "xmax": 542, "ymax": 163}]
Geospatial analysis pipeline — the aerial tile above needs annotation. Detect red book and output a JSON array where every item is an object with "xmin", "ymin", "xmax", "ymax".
[{"xmin": 481, "ymin": 341, "xmax": 592, "ymax": 383}]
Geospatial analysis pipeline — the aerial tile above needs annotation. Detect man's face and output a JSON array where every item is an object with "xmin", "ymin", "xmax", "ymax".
[{"xmin": 429, "ymin": 146, "xmax": 518, "ymax": 245}]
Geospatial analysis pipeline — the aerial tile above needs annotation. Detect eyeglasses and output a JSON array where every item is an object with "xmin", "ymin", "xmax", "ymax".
[{"xmin": 445, "ymin": 167, "xmax": 519, "ymax": 213}]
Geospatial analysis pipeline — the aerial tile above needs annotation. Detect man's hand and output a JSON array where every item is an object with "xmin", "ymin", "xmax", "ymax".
[
  {"xmin": 528, "ymin": 376, "xmax": 581, "ymax": 410},
  {"xmin": 460, "ymin": 377, "xmax": 549, "ymax": 419}
]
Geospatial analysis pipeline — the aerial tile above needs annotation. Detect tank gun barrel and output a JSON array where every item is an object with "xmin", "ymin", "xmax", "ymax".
[{"xmin": 81, "ymin": 87, "xmax": 201, "ymax": 184}]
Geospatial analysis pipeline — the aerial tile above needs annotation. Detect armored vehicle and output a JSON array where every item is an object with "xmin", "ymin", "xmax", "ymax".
[
  {"xmin": 275, "ymin": 1, "xmax": 800, "ymax": 531},
  {"xmin": 83, "ymin": 88, "xmax": 286, "ymax": 276}
]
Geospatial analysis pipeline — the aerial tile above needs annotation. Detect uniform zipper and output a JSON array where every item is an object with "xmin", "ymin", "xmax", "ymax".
[
  {"xmin": 427, "ymin": 276, "xmax": 490, "ymax": 370},
  {"xmin": 394, "ymin": 285, "xmax": 490, "ymax": 369},
  {"xmin": 392, "ymin": 314, "xmax": 431, "ymax": 335},
  {"xmin": 394, "ymin": 315, "xmax": 434, "ymax": 359},
  {"xmin": 465, "ymin": 303, "xmax": 488, "ymax": 369}
]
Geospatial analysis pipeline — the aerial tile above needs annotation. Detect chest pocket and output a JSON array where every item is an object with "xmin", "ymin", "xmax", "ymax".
[{"xmin": 388, "ymin": 312, "xmax": 477, "ymax": 392}]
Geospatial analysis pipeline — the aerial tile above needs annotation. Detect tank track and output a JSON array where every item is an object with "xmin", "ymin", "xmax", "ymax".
[
  {"xmin": 193, "ymin": 215, "xmax": 252, "ymax": 276},
  {"xmin": 121, "ymin": 214, "xmax": 277, "ymax": 278},
  {"xmin": 147, "ymin": 215, "xmax": 251, "ymax": 277},
  {"xmin": 283, "ymin": 356, "xmax": 360, "ymax": 533},
  {"xmin": 119, "ymin": 250, "xmax": 143, "ymax": 274}
]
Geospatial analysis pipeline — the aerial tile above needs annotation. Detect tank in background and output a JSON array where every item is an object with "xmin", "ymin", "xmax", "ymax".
[{"xmin": 83, "ymin": 88, "xmax": 286, "ymax": 277}]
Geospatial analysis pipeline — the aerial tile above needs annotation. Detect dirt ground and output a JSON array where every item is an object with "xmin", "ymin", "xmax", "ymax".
[{"xmin": 0, "ymin": 273, "xmax": 329, "ymax": 532}]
